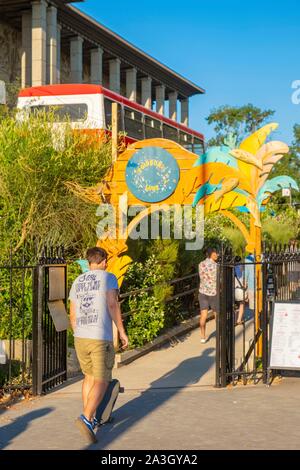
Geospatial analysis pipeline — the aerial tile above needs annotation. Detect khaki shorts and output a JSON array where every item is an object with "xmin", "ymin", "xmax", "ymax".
[{"xmin": 74, "ymin": 338, "xmax": 115, "ymax": 381}]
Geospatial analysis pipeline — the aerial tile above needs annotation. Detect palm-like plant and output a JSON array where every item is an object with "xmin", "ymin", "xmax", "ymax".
[{"xmin": 192, "ymin": 123, "xmax": 299, "ymax": 253}]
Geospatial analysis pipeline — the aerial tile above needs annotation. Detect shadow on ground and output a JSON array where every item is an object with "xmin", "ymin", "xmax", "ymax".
[
  {"xmin": 87, "ymin": 348, "xmax": 215, "ymax": 450},
  {"xmin": 0, "ymin": 407, "xmax": 53, "ymax": 449}
]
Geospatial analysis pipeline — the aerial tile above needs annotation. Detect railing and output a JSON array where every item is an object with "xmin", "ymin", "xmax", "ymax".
[{"xmin": 120, "ymin": 273, "xmax": 199, "ymax": 321}]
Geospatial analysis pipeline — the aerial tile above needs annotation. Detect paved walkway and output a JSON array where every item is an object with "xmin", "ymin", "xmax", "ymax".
[{"xmin": 1, "ymin": 321, "xmax": 300, "ymax": 450}]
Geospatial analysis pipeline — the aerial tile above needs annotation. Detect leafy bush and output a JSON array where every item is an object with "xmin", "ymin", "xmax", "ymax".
[
  {"xmin": 0, "ymin": 112, "xmax": 111, "ymax": 259},
  {"xmin": 0, "ymin": 268, "xmax": 33, "ymax": 340},
  {"xmin": 125, "ymin": 294, "xmax": 165, "ymax": 348}
]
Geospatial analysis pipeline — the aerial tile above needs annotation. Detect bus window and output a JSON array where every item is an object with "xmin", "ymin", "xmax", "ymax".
[
  {"xmin": 179, "ymin": 131, "xmax": 193, "ymax": 152},
  {"xmin": 193, "ymin": 137, "xmax": 205, "ymax": 156},
  {"xmin": 104, "ymin": 98, "xmax": 123, "ymax": 130},
  {"xmin": 163, "ymin": 124, "xmax": 179, "ymax": 142},
  {"xmin": 29, "ymin": 103, "xmax": 88, "ymax": 122},
  {"xmin": 124, "ymin": 107, "xmax": 144, "ymax": 140},
  {"xmin": 144, "ymin": 116, "xmax": 162, "ymax": 139}
]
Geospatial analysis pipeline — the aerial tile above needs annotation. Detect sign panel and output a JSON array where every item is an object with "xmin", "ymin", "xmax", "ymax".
[
  {"xmin": 282, "ymin": 188, "xmax": 291, "ymax": 197},
  {"xmin": 125, "ymin": 146, "xmax": 180, "ymax": 203},
  {"xmin": 269, "ymin": 301, "xmax": 300, "ymax": 370}
]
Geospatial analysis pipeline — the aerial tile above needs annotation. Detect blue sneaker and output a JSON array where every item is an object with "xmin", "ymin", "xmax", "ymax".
[
  {"xmin": 92, "ymin": 417, "xmax": 100, "ymax": 429},
  {"xmin": 75, "ymin": 414, "xmax": 97, "ymax": 444}
]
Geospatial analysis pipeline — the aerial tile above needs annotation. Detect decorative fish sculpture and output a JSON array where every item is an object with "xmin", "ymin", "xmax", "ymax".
[
  {"xmin": 214, "ymin": 178, "xmax": 240, "ymax": 202},
  {"xmin": 193, "ymin": 146, "xmax": 238, "ymax": 169},
  {"xmin": 192, "ymin": 180, "xmax": 222, "ymax": 207},
  {"xmin": 230, "ymin": 149, "xmax": 263, "ymax": 170}
]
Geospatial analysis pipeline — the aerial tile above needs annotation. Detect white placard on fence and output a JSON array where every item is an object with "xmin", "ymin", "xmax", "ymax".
[{"xmin": 269, "ymin": 301, "xmax": 300, "ymax": 370}]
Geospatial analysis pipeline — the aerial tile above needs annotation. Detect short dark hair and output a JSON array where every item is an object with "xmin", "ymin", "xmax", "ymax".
[
  {"xmin": 206, "ymin": 247, "xmax": 218, "ymax": 258},
  {"xmin": 86, "ymin": 247, "xmax": 108, "ymax": 265}
]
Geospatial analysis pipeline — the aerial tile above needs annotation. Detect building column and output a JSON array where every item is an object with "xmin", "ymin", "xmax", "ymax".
[
  {"xmin": 21, "ymin": 10, "xmax": 32, "ymax": 88},
  {"xmin": 109, "ymin": 58, "xmax": 121, "ymax": 94},
  {"xmin": 70, "ymin": 36, "xmax": 83, "ymax": 83},
  {"xmin": 141, "ymin": 76, "xmax": 152, "ymax": 109},
  {"xmin": 126, "ymin": 68, "xmax": 137, "ymax": 101},
  {"xmin": 31, "ymin": 0, "xmax": 47, "ymax": 87},
  {"xmin": 156, "ymin": 85, "xmax": 165, "ymax": 115},
  {"xmin": 181, "ymin": 98, "xmax": 189, "ymax": 126},
  {"xmin": 169, "ymin": 91, "xmax": 178, "ymax": 121},
  {"xmin": 46, "ymin": 5, "xmax": 57, "ymax": 84},
  {"xmin": 57, "ymin": 24, "xmax": 61, "ymax": 84},
  {"xmin": 91, "ymin": 46, "xmax": 103, "ymax": 85}
]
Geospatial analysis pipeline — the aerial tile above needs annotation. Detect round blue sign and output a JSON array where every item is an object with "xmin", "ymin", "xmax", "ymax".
[{"xmin": 125, "ymin": 147, "xmax": 180, "ymax": 203}]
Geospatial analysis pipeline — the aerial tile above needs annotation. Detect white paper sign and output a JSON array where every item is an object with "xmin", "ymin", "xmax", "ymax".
[
  {"xmin": 269, "ymin": 302, "xmax": 300, "ymax": 369},
  {"xmin": 282, "ymin": 188, "xmax": 291, "ymax": 197}
]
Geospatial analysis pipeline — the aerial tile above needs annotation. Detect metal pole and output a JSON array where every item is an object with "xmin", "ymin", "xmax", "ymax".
[
  {"xmin": 215, "ymin": 264, "xmax": 221, "ymax": 387},
  {"xmin": 32, "ymin": 265, "xmax": 44, "ymax": 396}
]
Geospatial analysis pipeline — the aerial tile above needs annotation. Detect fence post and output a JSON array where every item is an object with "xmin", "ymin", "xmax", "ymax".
[
  {"xmin": 215, "ymin": 264, "xmax": 221, "ymax": 387},
  {"xmin": 262, "ymin": 260, "xmax": 269, "ymax": 384},
  {"xmin": 32, "ymin": 265, "xmax": 44, "ymax": 396}
]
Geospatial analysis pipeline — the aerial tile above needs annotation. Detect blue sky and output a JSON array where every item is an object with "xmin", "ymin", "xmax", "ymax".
[{"xmin": 78, "ymin": 0, "xmax": 300, "ymax": 145}]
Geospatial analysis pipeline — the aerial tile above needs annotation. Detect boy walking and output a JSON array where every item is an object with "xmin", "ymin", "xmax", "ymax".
[{"xmin": 69, "ymin": 247, "xmax": 128, "ymax": 443}]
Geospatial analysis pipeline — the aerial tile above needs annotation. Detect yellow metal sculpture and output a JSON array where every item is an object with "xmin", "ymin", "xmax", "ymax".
[
  {"xmin": 71, "ymin": 123, "xmax": 297, "ymax": 291},
  {"xmin": 71, "ymin": 122, "xmax": 298, "ymax": 355}
]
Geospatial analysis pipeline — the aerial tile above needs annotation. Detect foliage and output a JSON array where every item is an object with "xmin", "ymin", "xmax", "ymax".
[
  {"xmin": 0, "ymin": 112, "xmax": 111, "ymax": 260},
  {"xmin": 125, "ymin": 294, "xmax": 165, "ymax": 348},
  {"xmin": 222, "ymin": 227, "xmax": 246, "ymax": 256},
  {"xmin": 206, "ymin": 104, "xmax": 275, "ymax": 146},
  {"xmin": 269, "ymin": 124, "xmax": 300, "ymax": 208},
  {"xmin": 0, "ymin": 268, "xmax": 33, "ymax": 340},
  {"xmin": 5, "ymin": 80, "xmax": 21, "ymax": 109},
  {"xmin": 122, "ymin": 240, "xmax": 181, "ymax": 348},
  {"xmin": 0, "ymin": 360, "xmax": 21, "ymax": 388},
  {"xmin": 262, "ymin": 211, "xmax": 300, "ymax": 245}
]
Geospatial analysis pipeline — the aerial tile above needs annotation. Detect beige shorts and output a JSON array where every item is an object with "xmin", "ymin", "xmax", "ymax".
[{"xmin": 74, "ymin": 338, "xmax": 115, "ymax": 381}]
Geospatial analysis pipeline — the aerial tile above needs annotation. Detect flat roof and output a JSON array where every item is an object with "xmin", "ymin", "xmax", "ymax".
[{"xmin": 0, "ymin": 0, "xmax": 205, "ymax": 99}]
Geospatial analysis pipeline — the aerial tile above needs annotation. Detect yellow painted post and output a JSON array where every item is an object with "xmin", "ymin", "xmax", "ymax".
[
  {"xmin": 112, "ymin": 101, "xmax": 119, "ymax": 350},
  {"xmin": 112, "ymin": 102, "xmax": 118, "ymax": 164},
  {"xmin": 250, "ymin": 216, "xmax": 263, "ymax": 357}
]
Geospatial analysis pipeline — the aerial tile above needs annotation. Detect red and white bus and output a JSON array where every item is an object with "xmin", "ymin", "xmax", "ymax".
[{"xmin": 17, "ymin": 84, "xmax": 205, "ymax": 154}]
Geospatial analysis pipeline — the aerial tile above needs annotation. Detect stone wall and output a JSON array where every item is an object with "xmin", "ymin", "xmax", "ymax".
[{"xmin": 0, "ymin": 21, "xmax": 21, "ymax": 84}]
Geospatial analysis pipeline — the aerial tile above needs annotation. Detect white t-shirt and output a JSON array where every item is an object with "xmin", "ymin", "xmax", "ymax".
[{"xmin": 69, "ymin": 270, "xmax": 118, "ymax": 341}]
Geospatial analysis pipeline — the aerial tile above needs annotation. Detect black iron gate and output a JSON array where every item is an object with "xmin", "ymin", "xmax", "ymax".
[
  {"xmin": 216, "ymin": 245, "xmax": 300, "ymax": 387},
  {"xmin": 0, "ymin": 248, "xmax": 68, "ymax": 396},
  {"xmin": 32, "ymin": 249, "xmax": 68, "ymax": 394}
]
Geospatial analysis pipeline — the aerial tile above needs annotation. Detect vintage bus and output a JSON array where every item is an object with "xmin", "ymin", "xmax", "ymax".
[{"xmin": 17, "ymin": 84, "xmax": 205, "ymax": 154}]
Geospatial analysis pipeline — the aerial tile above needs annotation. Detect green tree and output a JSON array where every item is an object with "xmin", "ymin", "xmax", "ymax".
[{"xmin": 206, "ymin": 104, "xmax": 275, "ymax": 146}]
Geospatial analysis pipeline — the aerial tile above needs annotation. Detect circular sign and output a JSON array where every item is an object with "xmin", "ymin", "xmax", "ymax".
[{"xmin": 125, "ymin": 147, "xmax": 180, "ymax": 203}]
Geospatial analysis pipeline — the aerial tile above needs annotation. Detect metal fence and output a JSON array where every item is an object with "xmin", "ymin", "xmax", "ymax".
[
  {"xmin": 1, "ymin": 251, "xmax": 199, "ymax": 395},
  {"xmin": 0, "ymin": 247, "xmax": 67, "ymax": 395},
  {"xmin": 216, "ymin": 245, "xmax": 300, "ymax": 387},
  {"xmin": 0, "ymin": 250, "xmax": 35, "ymax": 393}
]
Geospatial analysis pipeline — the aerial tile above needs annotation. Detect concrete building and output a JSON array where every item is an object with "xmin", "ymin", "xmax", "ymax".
[{"xmin": 0, "ymin": 0, "xmax": 205, "ymax": 124}]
